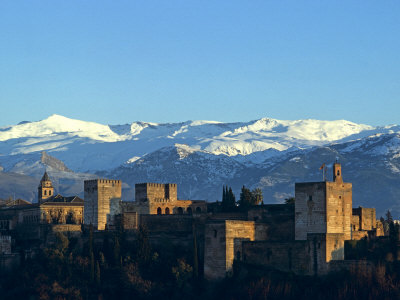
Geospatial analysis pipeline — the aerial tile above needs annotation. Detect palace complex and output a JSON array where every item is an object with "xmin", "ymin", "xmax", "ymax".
[{"xmin": 0, "ymin": 164, "xmax": 386, "ymax": 278}]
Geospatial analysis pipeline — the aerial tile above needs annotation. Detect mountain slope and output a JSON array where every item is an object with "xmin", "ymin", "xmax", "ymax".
[
  {"xmin": 1, "ymin": 115, "xmax": 400, "ymax": 217},
  {"xmin": 0, "ymin": 114, "xmax": 393, "ymax": 172},
  {"xmin": 104, "ymin": 134, "xmax": 400, "ymax": 217}
]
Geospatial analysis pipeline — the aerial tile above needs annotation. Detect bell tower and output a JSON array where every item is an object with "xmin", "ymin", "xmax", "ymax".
[
  {"xmin": 38, "ymin": 171, "xmax": 54, "ymax": 203},
  {"xmin": 333, "ymin": 163, "xmax": 343, "ymax": 183}
]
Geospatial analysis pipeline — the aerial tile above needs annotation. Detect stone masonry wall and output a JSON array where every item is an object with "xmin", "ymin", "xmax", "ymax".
[
  {"xmin": 204, "ymin": 222, "xmax": 227, "ymax": 280},
  {"xmin": 204, "ymin": 220, "xmax": 256, "ymax": 280},
  {"xmin": 248, "ymin": 204, "xmax": 295, "ymax": 241},
  {"xmin": 295, "ymin": 182, "xmax": 327, "ymax": 240},
  {"xmin": 325, "ymin": 233, "xmax": 345, "ymax": 261},
  {"xmin": 326, "ymin": 182, "xmax": 352, "ymax": 240},
  {"xmin": 135, "ymin": 183, "xmax": 178, "ymax": 202},
  {"xmin": 353, "ymin": 207, "xmax": 376, "ymax": 231},
  {"xmin": 84, "ymin": 179, "xmax": 121, "ymax": 230},
  {"xmin": 242, "ymin": 240, "xmax": 310, "ymax": 275}
]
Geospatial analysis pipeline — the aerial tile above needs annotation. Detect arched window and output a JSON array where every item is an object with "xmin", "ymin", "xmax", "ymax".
[
  {"xmin": 157, "ymin": 207, "xmax": 162, "ymax": 215},
  {"xmin": 44, "ymin": 190, "xmax": 47, "ymax": 196},
  {"xmin": 165, "ymin": 207, "xmax": 170, "ymax": 215},
  {"xmin": 337, "ymin": 170, "xmax": 340, "ymax": 176},
  {"xmin": 49, "ymin": 190, "xmax": 52, "ymax": 196},
  {"xmin": 195, "ymin": 207, "xmax": 201, "ymax": 213},
  {"xmin": 187, "ymin": 207, "xmax": 192, "ymax": 215},
  {"xmin": 177, "ymin": 207, "xmax": 183, "ymax": 215}
]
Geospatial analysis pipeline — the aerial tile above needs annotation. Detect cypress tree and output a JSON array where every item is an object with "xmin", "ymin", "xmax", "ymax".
[
  {"xmin": 228, "ymin": 187, "xmax": 235, "ymax": 208},
  {"xmin": 90, "ymin": 251, "xmax": 95, "ymax": 282},
  {"xmin": 193, "ymin": 223, "xmax": 199, "ymax": 279},
  {"xmin": 114, "ymin": 236, "xmax": 120, "ymax": 267},
  {"xmin": 95, "ymin": 260, "xmax": 101, "ymax": 286}
]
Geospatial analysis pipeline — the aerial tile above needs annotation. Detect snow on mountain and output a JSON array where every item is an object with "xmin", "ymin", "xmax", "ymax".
[
  {"xmin": 1, "ymin": 114, "xmax": 400, "ymax": 216},
  {"xmin": 0, "ymin": 114, "xmax": 393, "ymax": 172},
  {"xmin": 102, "ymin": 132, "xmax": 400, "ymax": 217},
  {"xmin": 0, "ymin": 114, "xmax": 123, "ymax": 142}
]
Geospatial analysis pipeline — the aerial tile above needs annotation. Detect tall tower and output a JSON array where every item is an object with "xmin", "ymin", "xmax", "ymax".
[
  {"xmin": 38, "ymin": 171, "xmax": 54, "ymax": 203},
  {"xmin": 295, "ymin": 163, "xmax": 352, "ymax": 239},
  {"xmin": 84, "ymin": 179, "xmax": 122, "ymax": 230}
]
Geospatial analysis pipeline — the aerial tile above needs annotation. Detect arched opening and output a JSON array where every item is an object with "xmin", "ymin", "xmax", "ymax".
[
  {"xmin": 195, "ymin": 207, "xmax": 201, "ymax": 213},
  {"xmin": 337, "ymin": 170, "xmax": 340, "ymax": 176},
  {"xmin": 44, "ymin": 190, "xmax": 47, "ymax": 196},
  {"xmin": 165, "ymin": 207, "xmax": 170, "ymax": 215},
  {"xmin": 157, "ymin": 207, "xmax": 162, "ymax": 215},
  {"xmin": 187, "ymin": 207, "xmax": 192, "ymax": 215},
  {"xmin": 177, "ymin": 207, "xmax": 183, "ymax": 215},
  {"xmin": 49, "ymin": 190, "xmax": 52, "ymax": 196}
]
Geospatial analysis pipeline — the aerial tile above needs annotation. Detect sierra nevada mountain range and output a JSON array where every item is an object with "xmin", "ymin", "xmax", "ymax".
[{"xmin": 0, "ymin": 114, "xmax": 400, "ymax": 217}]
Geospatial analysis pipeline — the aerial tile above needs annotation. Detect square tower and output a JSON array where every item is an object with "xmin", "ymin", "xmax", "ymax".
[
  {"xmin": 295, "ymin": 163, "xmax": 352, "ymax": 241},
  {"xmin": 134, "ymin": 183, "xmax": 177, "ymax": 214},
  {"xmin": 84, "ymin": 179, "xmax": 122, "ymax": 230}
]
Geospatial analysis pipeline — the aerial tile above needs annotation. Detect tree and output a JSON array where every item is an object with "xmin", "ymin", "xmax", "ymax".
[
  {"xmin": 222, "ymin": 185, "xmax": 236, "ymax": 212},
  {"xmin": 228, "ymin": 187, "xmax": 236, "ymax": 206},
  {"xmin": 386, "ymin": 210, "xmax": 393, "ymax": 223},
  {"xmin": 95, "ymin": 260, "xmax": 101, "ymax": 286},
  {"xmin": 90, "ymin": 251, "xmax": 95, "ymax": 282},
  {"xmin": 239, "ymin": 186, "xmax": 263, "ymax": 210},
  {"xmin": 114, "ymin": 236, "xmax": 121, "ymax": 267},
  {"xmin": 251, "ymin": 188, "xmax": 263, "ymax": 205},
  {"xmin": 136, "ymin": 225, "xmax": 151, "ymax": 265},
  {"xmin": 285, "ymin": 197, "xmax": 295, "ymax": 205},
  {"xmin": 54, "ymin": 232, "xmax": 69, "ymax": 254},
  {"xmin": 239, "ymin": 186, "xmax": 253, "ymax": 209}
]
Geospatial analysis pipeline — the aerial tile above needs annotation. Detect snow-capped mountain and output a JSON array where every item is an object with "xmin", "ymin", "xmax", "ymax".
[
  {"xmin": 0, "ymin": 114, "xmax": 397, "ymax": 172},
  {"xmin": 1, "ymin": 115, "xmax": 400, "ymax": 217}
]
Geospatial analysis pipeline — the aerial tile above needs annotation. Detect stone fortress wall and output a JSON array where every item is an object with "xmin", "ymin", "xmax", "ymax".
[
  {"xmin": 84, "ymin": 179, "xmax": 122, "ymax": 230},
  {"xmin": 239, "ymin": 163, "xmax": 380, "ymax": 278},
  {"xmin": 0, "ymin": 163, "xmax": 385, "ymax": 279}
]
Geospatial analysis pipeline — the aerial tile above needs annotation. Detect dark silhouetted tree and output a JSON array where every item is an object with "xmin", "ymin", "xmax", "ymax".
[
  {"xmin": 251, "ymin": 188, "xmax": 263, "ymax": 205},
  {"xmin": 386, "ymin": 210, "xmax": 393, "ymax": 223},
  {"xmin": 285, "ymin": 197, "xmax": 295, "ymax": 205},
  {"xmin": 222, "ymin": 185, "xmax": 236, "ymax": 212}
]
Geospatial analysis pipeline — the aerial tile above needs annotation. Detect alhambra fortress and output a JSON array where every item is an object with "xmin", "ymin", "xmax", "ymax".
[{"xmin": 0, "ymin": 163, "xmax": 388, "ymax": 278}]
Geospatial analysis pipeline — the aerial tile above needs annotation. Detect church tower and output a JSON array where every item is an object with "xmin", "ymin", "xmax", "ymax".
[{"xmin": 38, "ymin": 172, "xmax": 54, "ymax": 203}]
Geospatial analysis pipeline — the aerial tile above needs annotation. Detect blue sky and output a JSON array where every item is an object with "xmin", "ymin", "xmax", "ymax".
[{"xmin": 0, "ymin": 1, "xmax": 399, "ymax": 126}]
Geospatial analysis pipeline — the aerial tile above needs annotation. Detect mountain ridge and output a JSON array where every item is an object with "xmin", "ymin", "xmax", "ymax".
[{"xmin": 1, "ymin": 115, "xmax": 400, "ymax": 217}]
